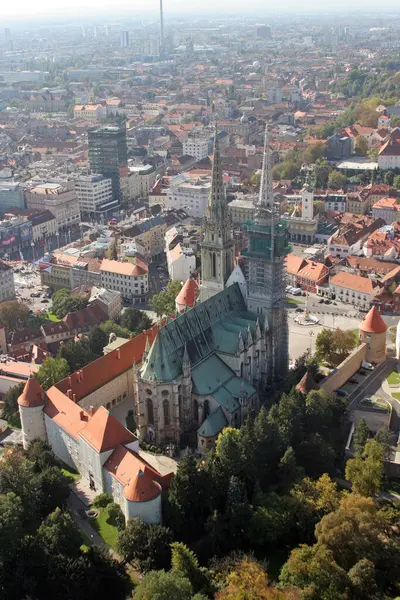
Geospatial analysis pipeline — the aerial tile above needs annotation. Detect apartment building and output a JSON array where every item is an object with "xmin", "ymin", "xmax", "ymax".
[
  {"xmin": 167, "ymin": 243, "xmax": 196, "ymax": 281},
  {"xmin": 167, "ymin": 176, "xmax": 211, "ymax": 218},
  {"xmin": 127, "ymin": 165, "xmax": 156, "ymax": 200},
  {"xmin": 25, "ymin": 181, "xmax": 80, "ymax": 230},
  {"xmin": 329, "ymin": 272, "xmax": 378, "ymax": 309},
  {"xmin": 228, "ymin": 195, "xmax": 256, "ymax": 224},
  {"xmin": 73, "ymin": 104, "xmax": 106, "ymax": 121},
  {"xmin": 183, "ymin": 137, "xmax": 210, "ymax": 161},
  {"xmin": 0, "ymin": 260, "xmax": 15, "ymax": 302},
  {"xmin": 74, "ymin": 174, "xmax": 116, "ymax": 217},
  {"xmin": 122, "ymin": 216, "xmax": 167, "ymax": 262},
  {"xmin": 100, "ymin": 258, "xmax": 149, "ymax": 304},
  {"xmin": 372, "ymin": 197, "xmax": 400, "ymax": 225}
]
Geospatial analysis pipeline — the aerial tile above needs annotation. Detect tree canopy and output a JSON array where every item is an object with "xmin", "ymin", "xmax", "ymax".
[
  {"xmin": 0, "ymin": 301, "xmax": 29, "ymax": 331},
  {"xmin": 315, "ymin": 328, "xmax": 357, "ymax": 366},
  {"xmin": 51, "ymin": 288, "xmax": 89, "ymax": 319},
  {"xmin": 35, "ymin": 357, "xmax": 71, "ymax": 390},
  {"xmin": 149, "ymin": 280, "xmax": 183, "ymax": 317}
]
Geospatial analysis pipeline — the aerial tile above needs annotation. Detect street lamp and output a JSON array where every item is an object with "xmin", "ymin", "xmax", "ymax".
[{"xmin": 31, "ymin": 241, "xmax": 35, "ymax": 262}]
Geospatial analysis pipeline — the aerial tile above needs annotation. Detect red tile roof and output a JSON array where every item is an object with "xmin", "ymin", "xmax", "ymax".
[
  {"xmin": 79, "ymin": 406, "xmax": 135, "ymax": 453},
  {"xmin": 45, "ymin": 387, "xmax": 90, "ymax": 439},
  {"xmin": 100, "ymin": 258, "xmax": 148, "ymax": 277},
  {"xmin": 296, "ymin": 371, "xmax": 320, "ymax": 394},
  {"xmin": 285, "ymin": 254, "xmax": 307, "ymax": 276},
  {"xmin": 124, "ymin": 467, "xmax": 162, "ymax": 502},
  {"xmin": 297, "ymin": 261, "xmax": 328, "ymax": 283},
  {"xmin": 359, "ymin": 306, "xmax": 387, "ymax": 335},
  {"xmin": 54, "ymin": 323, "xmax": 160, "ymax": 402},
  {"xmin": 18, "ymin": 377, "xmax": 45, "ymax": 408},
  {"xmin": 63, "ymin": 303, "xmax": 107, "ymax": 331},
  {"xmin": 176, "ymin": 279, "xmax": 199, "ymax": 309}
]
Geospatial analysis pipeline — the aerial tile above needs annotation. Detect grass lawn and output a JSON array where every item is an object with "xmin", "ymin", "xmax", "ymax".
[
  {"xmin": 352, "ymin": 329, "xmax": 360, "ymax": 346},
  {"xmin": 59, "ymin": 461, "xmax": 81, "ymax": 483},
  {"xmin": 80, "ymin": 530, "xmax": 92, "ymax": 552},
  {"xmin": 286, "ymin": 298, "xmax": 305, "ymax": 306},
  {"xmin": 360, "ymin": 397, "xmax": 390, "ymax": 412},
  {"xmin": 90, "ymin": 507, "xmax": 119, "ymax": 549},
  {"xmin": 383, "ymin": 478, "xmax": 400, "ymax": 496},
  {"xmin": 46, "ymin": 311, "xmax": 60, "ymax": 322},
  {"xmin": 392, "ymin": 393, "xmax": 400, "ymax": 401},
  {"xmin": 387, "ymin": 371, "xmax": 400, "ymax": 386}
]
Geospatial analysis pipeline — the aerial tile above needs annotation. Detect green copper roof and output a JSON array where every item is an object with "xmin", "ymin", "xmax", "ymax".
[
  {"xmin": 198, "ymin": 407, "xmax": 228, "ymax": 438},
  {"xmin": 140, "ymin": 283, "xmax": 262, "ymax": 382}
]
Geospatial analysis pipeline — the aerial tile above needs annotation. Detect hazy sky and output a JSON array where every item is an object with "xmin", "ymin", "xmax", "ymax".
[{"xmin": 3, "ymin": 0, "xmax": 400, "ymax": 21}]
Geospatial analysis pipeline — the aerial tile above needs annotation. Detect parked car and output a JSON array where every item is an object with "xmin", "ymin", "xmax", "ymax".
[
  {"xmin": 324, "ymin": 300, "xmax": 331, "ymax": 304},
  {"xmin": 349, "ymin": 378, "xmax": 358, "ymax": 385},
  {"xmin": 336, "ymin": 389, "xmax": 347, "ymax": 397},
  {"xmin": 361, "ymin": 361, "xmax": 374, "ymax": 371},
  {"xmin": 30, "ymin": 292, "xmax": 40, "ymax": 298},
  {"xmin": 359, "ymin": 370, "xmax": 366, "ymax": 376},
  {"xmin": 295, "ymin": 308, "xmax": 304, "ymax": 313},
  {"xmin": 41, "ymin": 299, "xmax": 49, "ymax": 303},
  {"xmin": 319, "ymin": 298, "xmax": 324, "ymax": 304}
]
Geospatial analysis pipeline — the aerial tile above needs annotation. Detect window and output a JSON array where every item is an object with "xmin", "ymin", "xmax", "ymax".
[
  {"xmin": 193, "ymin": 399, "xmax": 198, "ymax": 422},
  {"xmin": 204, "ymin": 400, "xmax": 210, "ymax": 419},
  {"xmin": 163, "ymin": 399, "xmax": 170, "ymax": 426},
  {"xmin": 147, "ymin": 398, "xmax": 154, "ymax": 424},
  {"xmin": 161, "ymin": 390, "xmax": 169, "ymax": 397}
]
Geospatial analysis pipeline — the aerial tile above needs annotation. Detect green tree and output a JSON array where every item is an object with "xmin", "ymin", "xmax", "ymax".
[
  {"xmin": 374, "ymin": 424, "xmax": 392, "ymax": 461},
  {"xmin": 0, "ymin": 300, "xmax": 29, "ymax": 330},
  {"xmin": 100, "ymin": 320, "xmax": 131, "ymax": 339},
  {"xmin": 1, "ymin": 382, "xmax": 24, "ymax": 426},
  {"xmin": 149, "ymin": 280, "xmax": 184, "ymax": 317},
  {"xmin": 278, "ymin": 447, "xmax": 304, "ymax": 491},
  {"xmin": 171, "ymin": 542, "xmax": 215, "ymax": 597},
  {"xmin": 93, "ymin": 493, "xmax": 113, "ymax": 508},
  {"xmin": 249, "ymin": 492, "xmax": 297, "ymax": 548},
  {"xmin": 35, "ymin": 466, "xmax": 70, "ymax": 518},
  {"xmin": 135, "ymin": 570, "xmax": 195, "ymax": 600},
  {"xmin": 347, "ymin": 558, "xmax": 379, "ymax": 599},
  {"xmin": 353, "ymin": 418, "xmax": 369, "ymax": 455},
  {"xmin": 35, "ymin": 357, "xmax": 71, "ymax": 390},
  {"xmin": 328, "ymin": 170, "xmax": 347, "ymax": 190},
  {"xmin": 107, "ymin": 502, "xmax": 125, "ymax": 531},
  {"xmin": 88, "ymin": 325, "xmax": 108, "ymax": 356},
  {"xmin": 52, "ymin": 288, "xmax": 88, "ymax": 318},
  {"xmin": 120, "ymin": 307, "xmax": 152, "ymax": 333},
  {"xmin": 117, "ymin": 517, "xmax": 173, "ymax": 572},
  {"xmin": 166, "ymin": 455, "xmax": 213, "ymax": 542},
  {"xmin": 0, "ymin": 492, "xmax": 24, "ymax": 561},
  {"xmin": 393, "ymin": 174, "xmax": 400, "ymax": 190},
  {"xmin": 37, "ymin": 507, "xmax": 82, "ymax": 557},
  {"xmin": 25, "ymin": 438, "xmax": 56, "ymax": 472},
  {"xmin": 58, "ymin": 338, "xmax": 96, "ymax": 371},
  {"xmin": 315, "ymin": 328, "xmax": 356, "ymax": 366},
  {"xmin": 355, "ymin": 136, "xmax": 369, "ymax": 156},
  {"xmin": 345, "ymin": 440, "xmax": 384, "ymax": 497}
]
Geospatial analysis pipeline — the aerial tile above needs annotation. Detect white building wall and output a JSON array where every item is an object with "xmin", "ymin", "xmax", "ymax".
[
  {"xmin": 168, "ymin": 250, "xmax": 196, "ymax": 281},
  {"xmin": 125, "ymin": 493, "xmax": 162, "ymax": 524},
  {"xmin": 45, "ymin": 414, "xmax": 80, "ymax": 469},
  {"xmin": 78, "ymin": 437, "xmax": 113, "ymax": 494},
  {"xmin": 19, "ymin": 404, "xmax": 46, "ymax": 450},
  {"xmin": 0, "ymin": 268, "xmax": 15, "ymax": 302},
  {"xmin": 79, "ymin": 370, "xmax": 134, "ymax": 412}
]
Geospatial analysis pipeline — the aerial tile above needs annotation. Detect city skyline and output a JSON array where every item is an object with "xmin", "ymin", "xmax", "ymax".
[{"xmin": 2, "ymin": 0, "xmax": 400, "ymax": 21}]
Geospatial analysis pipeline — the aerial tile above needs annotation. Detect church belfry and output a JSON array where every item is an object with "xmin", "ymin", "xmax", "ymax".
[
  {"xmin": 242, "ymin": 123, "xmax": 290, "ymax": 381},
  {"xmin": 200, "ymin": 125, "xmax": 235, "ymax": 302}
]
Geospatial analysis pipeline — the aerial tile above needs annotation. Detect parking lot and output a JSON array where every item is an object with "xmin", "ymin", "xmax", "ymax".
[{"xmin": 12, "ymin": 262, "xmax": 53, "ymax": 314}]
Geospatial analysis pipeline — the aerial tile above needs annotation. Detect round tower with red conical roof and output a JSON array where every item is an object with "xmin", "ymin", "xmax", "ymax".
[
  {"xmin": 359, "ymin": 306, "xmax": 387, "ymax": 364},
  {"xmin": 18, "ymin": 376, "xmax": 47, "ymax": 449}
]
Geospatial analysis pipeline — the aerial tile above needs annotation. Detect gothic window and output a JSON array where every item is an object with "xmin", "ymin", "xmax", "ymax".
[
  {"xmin": 193, "ymin": 399, "xmax": 198, "ymax": 423},
  {"xmin": 145, "ymin": 389, "xmax": 152, "ymax": 396},
  {"xmin": 204, "ymin": 400, "xmax": 210, "ymax": 419},
  {"xmin": 163, "ymin": 399, "xmax": 170, "ymax": 426},
  {"xmin": 147, "ymin": 398, "xmax": 154, "ymax": 424},
  {"xmin": 161, "ymin": 390, "xmax": 169, "ymax": 397},
  {"xmin": 212, "ymin": 252, "xmax": 216, "ymax": 278}
]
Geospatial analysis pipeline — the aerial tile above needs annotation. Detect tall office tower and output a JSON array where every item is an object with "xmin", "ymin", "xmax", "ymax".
[
  {"xmin": 88, "ymin": 126, "xmax": 127, "ymax": 202},
  {"xmin": 160, "ymin": 0, "xmax": 164, "ymax": 50},
  {"xmin": 200, "ymin": 127, "xmax": 235, "ymax": 302},
  {"xmin": 242, "ymin": 124, "xmax": 289, "ymax": 381},
  {"xmin": 121, "ymin": 30, "xmax": 129, "ymax": 48}
]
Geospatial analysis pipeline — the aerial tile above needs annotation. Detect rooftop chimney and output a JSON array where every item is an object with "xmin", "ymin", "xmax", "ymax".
[
  {"xmin": 116, "ymin": 348, "xmax": 120, "ymax": 359},
  {"xmin": 89, "ymin": 406, "xmax": 95, "ymax": 416}
]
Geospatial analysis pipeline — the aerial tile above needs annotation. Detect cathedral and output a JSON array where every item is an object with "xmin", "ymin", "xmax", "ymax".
[{"xmin": 136, "ymin": 124, "xmax": 290, "ymax": 451}]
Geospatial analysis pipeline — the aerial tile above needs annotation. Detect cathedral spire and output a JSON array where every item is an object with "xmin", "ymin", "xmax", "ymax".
[
  {"xmin": 256, "ymin": 123, "xmax": 274, "ymax": 216},
  {"xmin": 206, "ymin": 123, "xmax": 226, "ymax": 222}
]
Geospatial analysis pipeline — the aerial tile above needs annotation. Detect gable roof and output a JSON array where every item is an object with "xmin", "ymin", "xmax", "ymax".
[
  {"xmin": 79, "ymin": 406, "xmax": 136, "ymax": 453},
  {"xmin": 45, "ymin": 387, "xmax": 90, "ymax": 439},
  {"xmin": 359, "ymin": 306, "xmax": 387, "ymax": 335},
  {"xmin": 124, "ymin": 467, "xmax": 162, "ymax": 502},
  {"xmin": 285, "ymin": 253, "xmax": 306, "ymax": 276},
  {"xmin": 18, "ymin": 377, "xmax": 45, "ymax": 408},
  {"xmin": 141, "ymin": 283, "xmax": 256, "ymax": 382},
  {"xmin": 63, "ymin": 303, "xmax": 107, "ymax": 331},
  {"xmin": 330, "ymin": 271, "xmax": 376, "ymax": 294},
  {"xmin": 197, "ymin": 406, "xmax": 228, "ymax": 438},
  {"xmin": 54, "ymin": 322, "xmax": 160, "ymax": 402}
]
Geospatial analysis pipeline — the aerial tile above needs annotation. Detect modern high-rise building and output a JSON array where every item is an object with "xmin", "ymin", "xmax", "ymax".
[
  {"xmin": 121, "ymin": 30, "xmax": 129, "ymax": 48},
  {"xmin": 88, "ymin": 125, "xmax": 127, "ymax": 202}
]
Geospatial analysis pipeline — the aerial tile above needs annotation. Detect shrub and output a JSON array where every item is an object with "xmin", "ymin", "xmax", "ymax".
[{"xmin": 93, "ymin": 493, "xmax": 113, "ymax": 508}]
